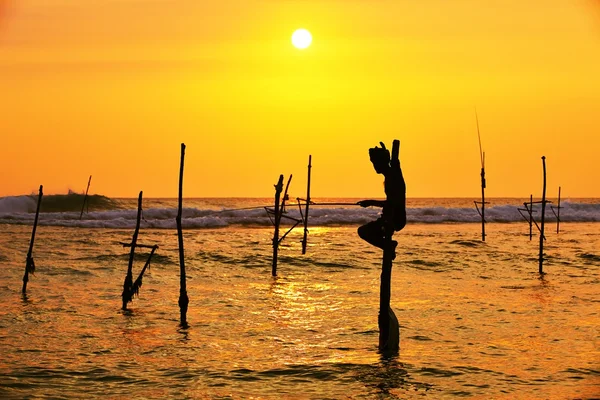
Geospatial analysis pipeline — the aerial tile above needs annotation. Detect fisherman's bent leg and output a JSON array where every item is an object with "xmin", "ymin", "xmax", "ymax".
[{"xmin": 358, "ymin": 220, "xmax": 386, "ymax": 250}]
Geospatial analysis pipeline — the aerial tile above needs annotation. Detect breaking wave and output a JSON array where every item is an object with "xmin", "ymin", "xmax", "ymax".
[{"xmin": 0, "ymin": 195, "xmax": 598, "ymax": 229}]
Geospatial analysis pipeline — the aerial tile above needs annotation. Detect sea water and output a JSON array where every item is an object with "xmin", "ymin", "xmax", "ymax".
[{"xmin": 0, "ymin": 197, "xmax": 598, "ymax": 399}]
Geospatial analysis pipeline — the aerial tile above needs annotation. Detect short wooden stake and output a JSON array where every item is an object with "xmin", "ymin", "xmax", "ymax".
[{"xmin": 22, "ymin": 185, "xmax": 43, "ymax": 294}]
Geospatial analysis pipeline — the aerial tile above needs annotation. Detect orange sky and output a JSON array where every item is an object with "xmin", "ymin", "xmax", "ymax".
[{"xmin": 1, "ymin": 0, "xmax": 599, "ymax": 199}]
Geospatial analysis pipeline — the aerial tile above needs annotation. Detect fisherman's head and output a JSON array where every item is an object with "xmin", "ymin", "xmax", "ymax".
[{"xmin": 369, "ymin": 142, "xmax": 390, "ymax": 174}]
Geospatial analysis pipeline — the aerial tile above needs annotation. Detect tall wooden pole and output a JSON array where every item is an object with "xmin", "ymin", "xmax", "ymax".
[
  {"xmin": 79, "ymin": 175, "xmax": 92, "ymax": 220},
  {"xmin": 122, "ymin": 191, "xmax": 143, "ymax": 310},
  {"xmin": 177, "ymin": 143, "xmax": 189, "ymax": 325},
  {"xmin": 378, "ymin": 139, "xmax": 400, "ymax": 355},
  {"xmin": 301, "ymin": 155, "xmax": 312, "ymax": 255},
  {"xmin": 22, "ymin": 185, "xmax": 43, "ymax": 294},
  {"xmin": 271, "ymin": 175, "xmax": 284, "ymax": 277},
  {"xmin": 475, "ymin": 110, "xmax": 486, "ymax": 241},
  {"xmin": 529, "ymin": 194, "xmax": 533, "ymax": 241},
  {"xmin": 480, "ymin": 153, "xmax": 486, "ymax": 241},
  {"xmin": 539, "ymin": 156, "xmax": 547, "ymax": 274},
  {"xmin": 556, "ymin": 186, "xmax": 561, "ymax": 234}
]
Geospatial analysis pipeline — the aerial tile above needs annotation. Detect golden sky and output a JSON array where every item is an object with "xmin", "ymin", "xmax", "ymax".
[{"xmin": 1, "ymin": 0, "xmax": 599, "ymax": 198}]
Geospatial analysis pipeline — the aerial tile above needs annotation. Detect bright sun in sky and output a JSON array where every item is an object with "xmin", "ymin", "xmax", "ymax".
[{"xmin": 291, "ymin": 28, "xmax": 312, "ymax": 49}]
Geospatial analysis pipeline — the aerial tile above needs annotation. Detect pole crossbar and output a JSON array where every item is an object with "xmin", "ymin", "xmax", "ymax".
[
  {"xmin": 522, "ymin": 203, "xmax": 546, "ymax": 240},
  {"xmin": 279, "ymin": 221, "xmax": 302, "ymax": 244}
]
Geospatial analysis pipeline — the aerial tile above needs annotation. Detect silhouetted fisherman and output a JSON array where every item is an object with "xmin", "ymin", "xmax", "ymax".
[{"xmin": 358, "ymin": 141, "xmax": 406, "ymax": 259}]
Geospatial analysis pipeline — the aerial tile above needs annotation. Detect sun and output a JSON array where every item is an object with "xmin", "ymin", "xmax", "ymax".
[{"xmin": 291, "ymin": 28, "xmax": 312, "ymax": 50}]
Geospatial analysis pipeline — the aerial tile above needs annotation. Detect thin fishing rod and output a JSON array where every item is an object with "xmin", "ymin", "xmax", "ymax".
[
  {"xmin": 305, "ymin": 202, "xmax": 360, "ymax": 206},
  {"xmin": 189, "ymin": 202, "xmax": 362, "ymax": 215},
  {"xmin": 475, "ymin": 108, "xmax": 484, "ymax": 168}
]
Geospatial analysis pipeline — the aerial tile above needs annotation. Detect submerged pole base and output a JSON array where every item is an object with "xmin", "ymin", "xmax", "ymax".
[
  {"xmin": 379, "ymin": 307, "xmax": 400, "ymax": 356},
  {"xmin": 179, "ymin": 291, "xmax": 189, "ymax": 325}
]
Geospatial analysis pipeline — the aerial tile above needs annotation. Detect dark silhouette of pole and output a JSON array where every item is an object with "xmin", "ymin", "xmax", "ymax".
[
  {"xmin": 379, "ymin": 139, "xmax": 401, "ymax": 355},
  {"xmin": 539, "ymin": 156, "xmax": 547, "ymax": 274},
  {"xmin": 480, "ymin": 154, "xmax": 486, "ymax": 241},
  {"xmin": 176, "ymin": 143, "xmax": 189, "ymax": 325},
  {"xmin": 556, "ymin": 186, "xmax": 561, "ymax": 234},
  {"xmin": 475, "ymin": 110, "xmax": 486, "ymax": 241},
  {"xmin": 79, "ymin": 175, "xmax": 92, "ymax": 220},
  {"xmin": 301, "ymin": 155, "xmax": 312, "ymax": 254},
  {"xmin": 22, "ymin": 185, "xmax": 43, "ymax": 294},
  {"xmin": 271, "ymin": 175, "xmax": 284, "ymax": 276},
  {"xmin": 529, "ymin": 194, "xmax": 533, "ymax": 240},
  {"xmin": 128, "ymin": 245, "xmax": 158, "ymax": 299},
  {"xmin": 122, "ymin": 191, "xmax": 143, "ymax": 310}
]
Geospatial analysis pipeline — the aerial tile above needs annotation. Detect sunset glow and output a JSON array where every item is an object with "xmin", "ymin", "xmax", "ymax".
[{"xmin": 0, "ymin": 1, "xmax": 599, "ymax": 198}]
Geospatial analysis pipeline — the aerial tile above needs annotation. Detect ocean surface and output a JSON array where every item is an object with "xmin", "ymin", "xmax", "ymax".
[{"xmin": 0, "ymin": 196, "xmax": 598, "ymax": 399}]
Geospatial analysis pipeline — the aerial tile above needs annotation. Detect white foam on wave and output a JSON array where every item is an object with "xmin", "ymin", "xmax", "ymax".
[
  {"xmin": 0, "ymin": 200, "xmax": 598, "ymax": 228},
  {"xmin": 0, "ymin": 196, "xmax": 37, "ymax": 214}
]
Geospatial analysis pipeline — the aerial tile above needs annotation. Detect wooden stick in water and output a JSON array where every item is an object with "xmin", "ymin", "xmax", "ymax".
[
  {"xmin": 122, "ymin": 191, "xmax": 143, "ymax": 310},
  {"xmin": 301, "ymin": 155, "xmax": 312, "ymax": 255},
  {"xmin": 79, "ymin": 175, "xmax": 92, "ymax": 220},
  {"xmin": 22, "ymin": 185, "xmax": 43, "ymax": 294},
  {"xmin": 177, "ymin": 143, "xmax": 189, "ymax": 326},
  {"xmin": 271, "ymin": 175, "xmax": 284, "ymax": 277},
  {"xmin": 480, "ymin": 152, "xmax": 486, "ymax": 241},
  {"xmin": 129, "ymin": 245, "xmax": 158, "ymax": 299},
  {"xmin": 529, "ymin": 194, "xmax": 533, "ymax": 241},
  {"xmin": 379, "ymin": 139, "xmax": 400, "ymax": 356},
  {"xmin": 557, "ymin": 186, "xmax": 561, "ymax": 234},
  {"xmin": 475, "ymin": 110, "xmax": 487, "ymax": 242},
  {"xmin": 539, "ymin": 157, "xmax": 547, "ymax": 274}
]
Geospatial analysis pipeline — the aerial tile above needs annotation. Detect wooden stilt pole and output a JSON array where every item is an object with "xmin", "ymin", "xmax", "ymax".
[
  {"xmin": 556, "ymin": 186, "xmax": 561, "ymax": 234},
  {"xmin": 22, "ymin": 185, "xmax": 43, "ymax": 294},
  {"xmin": 539, "ymin": 157, "xmax": 547, "ymax": 274},
  {"xmin": 474, "ymin": 110, "xmax": 487, "ymax": 241},
  {"xmin": 79, "ymin": 175, "xmax": 92, "ymax": 220},
  {"xmin": 480, "ymin": 153, "xmax": 486, "ymax": 241},
  {"xmin": 529, "ymin": 194, "xmax": 533, "ymax": 241},
  {"xmin": 379, "ymin": 140, "xmax": 401, "ymax": 356},
  {"xmin": 271, "ymin": 175, "xmax": 284, "ymax": 277},
  {"xmin": 301, "ymin": 155, "xmax": 312, "ymax": 255},
  {"xmin": 176, "ymin": 143, "xmax": 189, "ymax": 325},
  {"xmin": 122, "ymin": 191, "xmax": 143, "ymax": 310}
]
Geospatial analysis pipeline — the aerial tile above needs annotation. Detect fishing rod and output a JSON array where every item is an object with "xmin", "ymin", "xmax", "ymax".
[{"xmin": 218, "ymin": 202, "xmax": 361, "ymax": 213}]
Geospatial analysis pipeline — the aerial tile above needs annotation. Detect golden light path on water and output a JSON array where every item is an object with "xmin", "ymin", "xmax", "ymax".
[{"xmin": 0, "ymin": 214, "xmax": 598, "ymax": 398}]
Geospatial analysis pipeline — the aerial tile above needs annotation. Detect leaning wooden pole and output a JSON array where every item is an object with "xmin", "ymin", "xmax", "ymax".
[
  {"xmin": 22, "ymin": 185, "xmax": 43, "ymax": 294},
  {"xmin": 539, "ymin": 156, "xmax": 547, "ymax": 274},
  {"xmin": 301, "ymin": 155, "xmax": 312, "ymax": 255},
  {"xmin": 79, "ymin": 175, "xmax": 92, "ymax": 220},
  {"xmin": 122, "ymin": 191, "xmax": 143, "ymax": 310},
  {"xmin": 176, "ymin": 143, "xmax": 189, "ymax": 325},
  {"xmin": 271, "ymin": 175, "xmax": 284, "ymax": 277}
]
